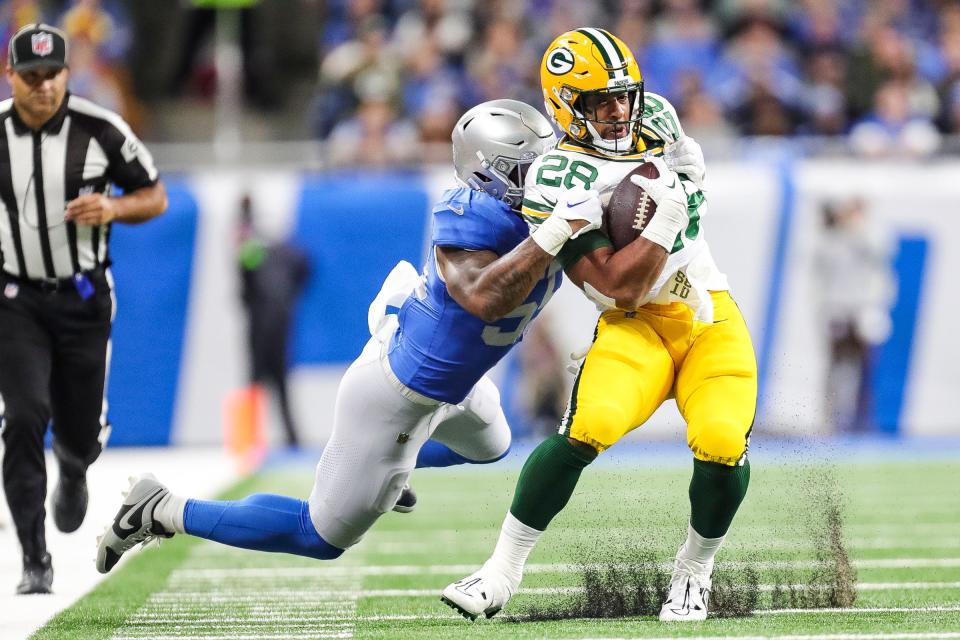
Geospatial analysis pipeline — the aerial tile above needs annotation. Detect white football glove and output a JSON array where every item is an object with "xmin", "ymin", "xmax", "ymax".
[
  {"xmin": 663, "ymin": 135, "xmax": 706, "ymax": 190},
  {"xmin": 630, "ymin": 158, "xmax": 688, "ymax": 252},
  {"xmin": 554, "ymin": 187, "xmax": 603, "ymax": 238},
  {"xmin": 531, "ymin": 187, "xmax": 603, "ymax": 256}
]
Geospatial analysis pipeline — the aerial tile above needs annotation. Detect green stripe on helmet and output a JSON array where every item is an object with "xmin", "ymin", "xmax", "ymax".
[
  {"xmin": 597, "ymin": 29, "xmax": 626, "ymax": 63},
  {"xmin": 597, "ymin": 29, "xmax": 629, "ymax": 80},
  {"xmin": 576, "ymin": 28, "xmax": 615, "ymax": 79}
]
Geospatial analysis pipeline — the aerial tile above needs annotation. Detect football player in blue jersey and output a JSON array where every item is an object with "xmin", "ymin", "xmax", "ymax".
[{"xmin": 94, "ymin": 100, "xmax": 605, "ymax": 571}]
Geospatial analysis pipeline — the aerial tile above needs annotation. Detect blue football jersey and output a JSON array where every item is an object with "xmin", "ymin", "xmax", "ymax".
[{"xmin": 387, "ymin": 187, "xmax": 562, "ymax": 404}]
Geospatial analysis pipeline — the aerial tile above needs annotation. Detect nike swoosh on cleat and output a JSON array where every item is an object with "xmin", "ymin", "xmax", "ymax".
[
  {"xmin": 103, "ymin": 547, "xmax": 121, "ymax": 572},
  {"xmin": 113, "ymin": 488, "xmax": 163, "ymax": 537},
  {"xmin": 454, "ymin": 584, "xmax": 477, "ymax": 596}
]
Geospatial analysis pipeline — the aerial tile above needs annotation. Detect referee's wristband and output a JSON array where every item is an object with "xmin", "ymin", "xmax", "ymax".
[{"xmin": 531, "ymin": 216, "xmax": 573, "ymax": 256}]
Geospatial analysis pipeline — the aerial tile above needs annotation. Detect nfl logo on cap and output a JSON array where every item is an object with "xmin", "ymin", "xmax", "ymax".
[
  {"xmin": 31, "ymin": 32, "xmax": 53, "ymax": 57},
  {"xmin": 8, "ymin": 24, "xmax": 68, "ymax": 71}
]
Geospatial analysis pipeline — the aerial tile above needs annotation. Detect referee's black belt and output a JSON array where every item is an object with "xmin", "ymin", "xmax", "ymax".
[{"xmin": 2, "ymin": 267, "xmax": 105, "ymax": 294}]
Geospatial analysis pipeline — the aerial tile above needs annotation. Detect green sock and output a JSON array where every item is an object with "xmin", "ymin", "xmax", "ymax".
[
  {"xmin": 689, "ymin": 458, "xmax": 751, "ymax": 538},
  {"xmin": 510, "ymin": 434, "xmax": 595, "ymax": 531}
]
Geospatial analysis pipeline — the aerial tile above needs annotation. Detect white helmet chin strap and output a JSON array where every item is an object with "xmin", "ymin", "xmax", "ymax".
[{"xmin": 584, "ymin": 120, "xmax": 634, "ymax": 155}]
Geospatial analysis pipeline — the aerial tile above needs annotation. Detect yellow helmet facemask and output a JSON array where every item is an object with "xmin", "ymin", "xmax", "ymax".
[{"xmin": 541, "ymin": 28, "xmax": 644, "ymax": 155}]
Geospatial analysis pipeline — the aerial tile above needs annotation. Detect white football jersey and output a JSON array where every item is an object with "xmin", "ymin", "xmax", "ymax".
[{"xmin": 522, "ymin": 92, "xmax": 728, "ymax": 321}]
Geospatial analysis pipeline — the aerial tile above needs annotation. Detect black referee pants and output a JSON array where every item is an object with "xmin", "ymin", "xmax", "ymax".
[{"xmin": 0, "ymin": 269, "xmax": 113, "ymax": 560}]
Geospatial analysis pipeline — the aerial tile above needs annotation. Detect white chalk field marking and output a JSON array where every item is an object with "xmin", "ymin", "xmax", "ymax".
[
  {"xmin": 134, "ymin": 580, "xmax": 960, "ymax": 600},
  {"xmin": 111, "ymin": 541, "xmax": 365, "ymax": 640},
  {"xmin": 354, "ymin": 537, "xmax": 960, "ymax": 554},
  {"xmin": 121, "ymin": 605, "xmax": 960, "ymax": 624},
  {"xmin": 165, "ymin": 556, "xmax": 960, "ymax": 580}
]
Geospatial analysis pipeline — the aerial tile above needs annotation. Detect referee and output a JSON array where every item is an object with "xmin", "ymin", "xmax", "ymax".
[{"xmin": 0, "ymin": 24, "xmax": 167, "ymax": 594}]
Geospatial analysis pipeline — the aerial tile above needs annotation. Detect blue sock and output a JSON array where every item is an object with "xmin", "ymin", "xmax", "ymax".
[
  {"xmin": 183, "ymin": 493, "xmax": 344, "ymax": 560},
  {"xmin": 416, "ymin": 440, "xmax": 510, "ymax": 468}
]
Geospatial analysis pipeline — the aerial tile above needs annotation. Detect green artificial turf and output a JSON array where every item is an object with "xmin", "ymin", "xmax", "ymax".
[{"xmin": 33, "ymin": 459, "xmax": 960, "ymax": 639}]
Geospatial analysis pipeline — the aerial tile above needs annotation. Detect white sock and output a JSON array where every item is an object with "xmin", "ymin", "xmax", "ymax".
[
  {"xmin": 679, "ymin": 522, "xmax": 725, "ymax": 569},
  {"xmin": 483, "ymin": 511, "xmax": 543, "ymax": 590},
  {"xmin": 153, "ymin": 492, "xmax": 187, "ymax": 534}
]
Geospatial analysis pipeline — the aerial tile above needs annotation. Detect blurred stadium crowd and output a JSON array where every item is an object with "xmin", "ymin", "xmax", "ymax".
[{"xmin": 5, "ymin": 0, "xmax": 960, "ymax": 162}]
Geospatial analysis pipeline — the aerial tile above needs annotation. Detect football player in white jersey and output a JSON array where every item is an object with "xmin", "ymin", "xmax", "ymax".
[
  {"xmin": 94, "ymin": 100, "xmax": 605, "ymax": 573},
  {"xmin": 443, "ymin": 28, "xmax": 757, "ymax": 622}
]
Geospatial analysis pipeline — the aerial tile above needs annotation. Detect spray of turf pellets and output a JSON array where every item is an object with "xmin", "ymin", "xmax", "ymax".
[
  {"xmin": 769, "ymin": 468, "xmax": 857, "ymax": 609},
  {"xmin": 508, "ymin": 545, "xmax": 761, "ymax": 622},
  {"xmin": 508, "ymin": 465, "xmax": 856, "ymax": 621},
  {"xmin": 508, "ymin": 549, "xmax": 668, "ymax": 621}
]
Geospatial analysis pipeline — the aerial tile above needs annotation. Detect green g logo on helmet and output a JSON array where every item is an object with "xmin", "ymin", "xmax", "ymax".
[{"xmin": 546, "ymin": 47, "xmax": 575, "ymax": 75}]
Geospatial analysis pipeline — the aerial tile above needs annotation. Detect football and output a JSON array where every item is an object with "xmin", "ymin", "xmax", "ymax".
[{"xmin": 604, "ymin": 161, "xmax": 660, "ymax": 250}]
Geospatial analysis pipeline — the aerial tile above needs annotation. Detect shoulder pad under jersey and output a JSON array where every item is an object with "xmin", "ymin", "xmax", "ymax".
[
  {"xmin": 431, "ymin": 187, "xmax": 510, "ymax": 252},
  {"xmin": 641, "ymin": 92, "xmax": 684, "ymax": 144}
]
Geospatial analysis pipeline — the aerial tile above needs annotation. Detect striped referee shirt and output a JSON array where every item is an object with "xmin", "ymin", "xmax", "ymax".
[{"xmin": 0, "ymin": 93, "xmax": 158, "ymax": 281}]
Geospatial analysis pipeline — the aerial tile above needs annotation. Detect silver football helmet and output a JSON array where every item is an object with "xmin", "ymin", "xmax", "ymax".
[{"xmin": 452, "ymin": 99, "xmax": 556, "ymax": 211}]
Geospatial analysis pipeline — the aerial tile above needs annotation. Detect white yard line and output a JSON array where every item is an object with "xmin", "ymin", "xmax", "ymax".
[
  {"xmin": 357, "ymin": 537, "xmax": 960, "ymax": 554},
  {"xmin": 757, "ymin": 606, "xmax": 960, "ymax": 615},
  {"xmin": 177, "ymin": 523, "xmax": 957, "ymax": 547},
  {"xmin": 0, "ymin": 448, "xmax": 239, "ymax": 640},
  {"xmin": 167, "ymin": 557, "xmax": 960, "ymax": 579},
  {"xmin": 368, "ymin": 523, "xmax": 960, "ymax": 535},
  {"xmin": 133, "ymin": 580, "xmax": 960, "ymax": 600},
  {"xmin": 123, "ymin": 605, "xmax": 960, "ymax": 623},
  {"xmin": 112, "ymin": 543, "xmax": 363, "ymax": 640}
]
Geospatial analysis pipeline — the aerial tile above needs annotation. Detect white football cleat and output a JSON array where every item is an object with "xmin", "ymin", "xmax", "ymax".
[
  {"xmin": 441, "ymin": 566, "xmax": 515, "ymax": 620},
  {"xmin": 659, "ymin": 552, "xmax": 712, "ymax": 621}
]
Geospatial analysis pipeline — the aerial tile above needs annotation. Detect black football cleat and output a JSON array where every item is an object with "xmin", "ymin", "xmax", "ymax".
[
  {"xmin": 96, "ymin": 474, "xmax": 173, "ymax": 574},
  {"xmin": 392, "ymin": 484, "xmax": 417, "ymax": 513}
]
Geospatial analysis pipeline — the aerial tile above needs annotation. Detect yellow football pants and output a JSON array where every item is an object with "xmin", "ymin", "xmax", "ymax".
[{"xmin": 561, "ymin": 291, "xmax": 757, "ymax": 465}]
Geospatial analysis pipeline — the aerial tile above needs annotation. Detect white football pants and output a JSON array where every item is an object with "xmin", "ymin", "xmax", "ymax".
[{"xmin": 307, "ymin": 336, "xmax": 511, "ymax": 550}]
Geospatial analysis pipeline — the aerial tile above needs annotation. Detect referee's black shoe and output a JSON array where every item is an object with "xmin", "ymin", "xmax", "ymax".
[
  {"xmin": 17, "ymin": 553, "xmax": 53, "ymax": 595},
  {"xmin": 52, "ymin": 461, "xmax": 88, "ymax": 533}
]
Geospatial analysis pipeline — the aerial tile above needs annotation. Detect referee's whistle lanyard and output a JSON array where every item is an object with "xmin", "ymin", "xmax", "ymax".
[{"xmin": 19, "ymin": 115, "xmax": 96, "ymax": 302}]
